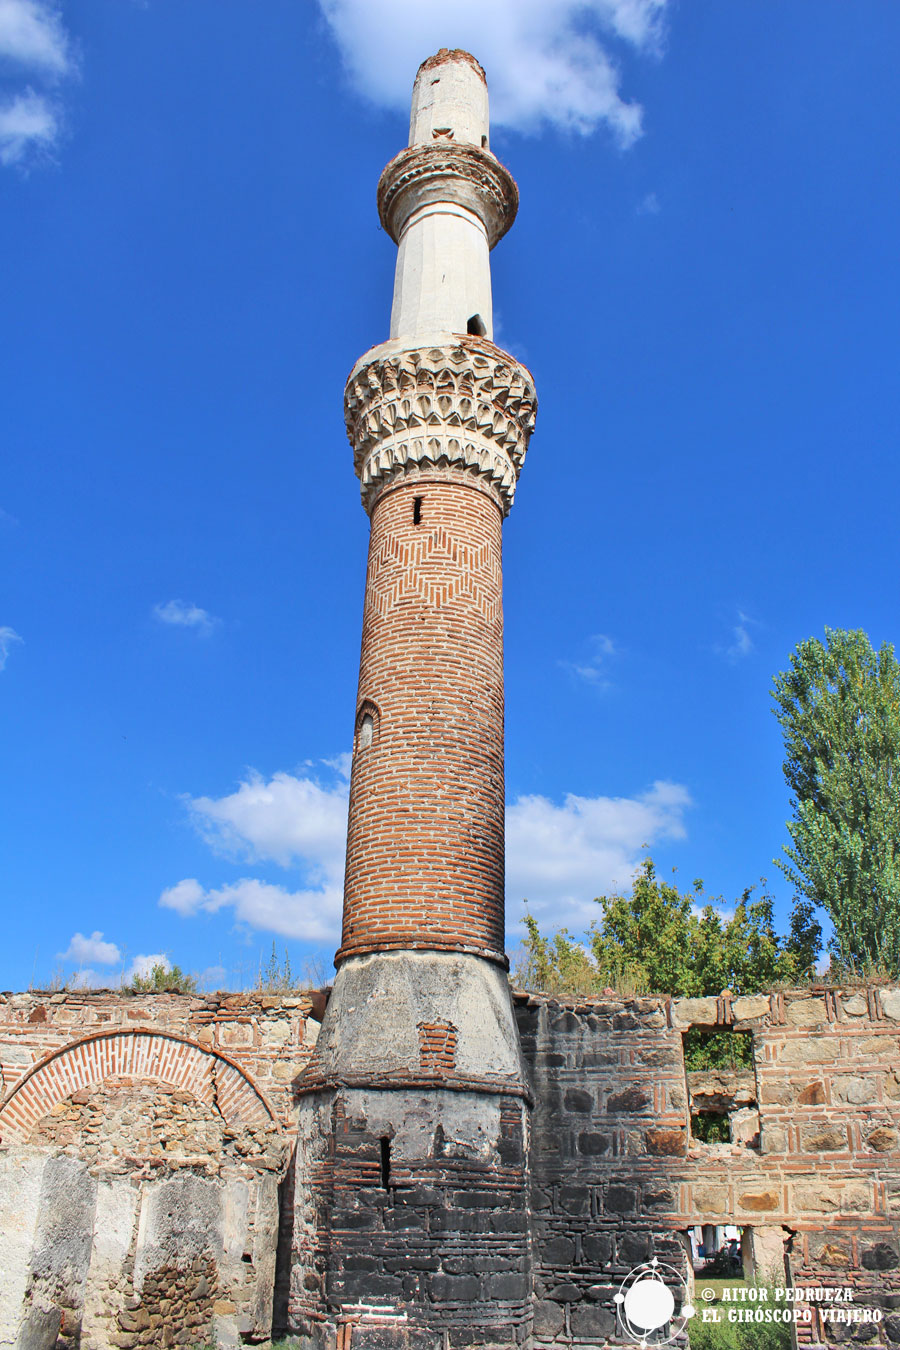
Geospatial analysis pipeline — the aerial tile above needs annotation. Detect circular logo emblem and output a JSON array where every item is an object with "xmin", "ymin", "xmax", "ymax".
[{"xmin": 614, "ymin": 1257, "xmax": 695, "ymax": 1346}]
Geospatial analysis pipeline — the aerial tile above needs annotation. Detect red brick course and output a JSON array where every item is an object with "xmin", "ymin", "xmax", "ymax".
[
  {"xmin": 338, "ymin": 478, "xmax": 507, "ymax": 966},
  {"xmin": 0, "ymin": 1027, "xmax": 277, "ymax": 1141}
]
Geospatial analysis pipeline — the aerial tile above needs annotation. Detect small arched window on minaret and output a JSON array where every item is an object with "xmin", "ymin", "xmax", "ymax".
[
  {"xmin": 467, "ymin": 314, "xmax": 487, "ymax": 337},
  {"xmin": 355, "ymin": 700, "xmax": 380, "ymax": 754}
]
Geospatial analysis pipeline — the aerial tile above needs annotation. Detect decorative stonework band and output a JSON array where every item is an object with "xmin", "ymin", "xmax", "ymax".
[
  {"xmin": 378, "ymin": 143, "xmax": 518, "ymax": 247},
  {"xmin": 344, "ymin": 336, "xmax": 537, "ymax": 516}
]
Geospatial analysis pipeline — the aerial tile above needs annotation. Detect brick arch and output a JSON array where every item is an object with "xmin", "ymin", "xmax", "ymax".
[{"xmin": 0, "ymin": 1029, "xmax": 278, "ymax": 1142}]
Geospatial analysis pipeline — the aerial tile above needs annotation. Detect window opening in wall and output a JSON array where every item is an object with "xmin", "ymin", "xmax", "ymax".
[
  {"xmin": 481, "ymin": 134, "xmax": 488, "ymax": 148},
  {"xmin": 413, "ymin": 496, "xmax": 422, "ymax": 525},
  {"xmin": 379, "ymin": 1136, "xmax": 391, "ymax": 1189},
  {"xmin": 467, "ymin": 313, "xmax": 487, "ymax": 336},
  {"xmin": 358, "ymin": 713, "xmax": 374, "ymax": 750},
  {"xmin": 682, "ymin": 1029, "xmax": 759, "ymax": 1148},
  {"xmin": 688, "ymin": 1224, "xmax": 750, "ymax": 1282}
]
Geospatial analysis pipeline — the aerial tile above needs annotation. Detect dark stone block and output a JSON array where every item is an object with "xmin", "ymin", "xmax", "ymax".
[
  {"xmin": 342, "ymin": 1254, "xmax": 377, "ymax": 1272},
  {"xmin": 564, "ymin": 1088, "xmax": 593, "ymax": 1113},
  {"xmin": 618, "ymin": 1232, "xmax": 651, "ymax": 1265},
  {"xmin": 850, "ymin": 1324, "xmax": 879, "ymax": 1343},
  {"xmin": 395, "ymin": 1185, "xmax": 442, "ymax": 1207},
  {"xmin": 580, "ymin": 1051, "xmax": 618, "ymax": 1067},
  {"xmin": 533, "ymin": 1300, "xmax": 565, "ymax": 1337},
  {"xmin": 578, "ymin": 1131, "xmax": 612, "ymax": 1156},
  {"xmin": 550, "ymin": 1011, "xmax": 581, "ymax": 1034},
  {"xmin": 453, "ymin": 1188, "xmax": 507, "ymax": 1209},
  {"xmin": 642, "ymin": 1187, "xmax": 675, "ymax": 1210},
  {"xmin": 383, "ymin": 1206, "xmax": 427, "ymax": 1231},
  {"xmin": 384, "ymin": 1254, "xmax": 441, "ymax": 1273},
  {"xmin": 548, "ymin": 1283, "xmax": 582, "ymax": 1302},
  {"xmin": 607, "ymin": 1087, "xmax": 650, "ymax": 1113},
  {"xmin": 545, "ymin": 1052, "xmax": 567, "ymax": 1067},
  {"xmin": 490, "ymin": 1211, "xmax": 528, "ymax": 1233},
  {"xmin": 604, "ymin": 1185, "xmax": 637, "ymax": 1214},
  {"xmin": 442, "ymin": 1256, "xmax": 480, "ymax": 1275},
  {"xmin": 497, "ymin": 1133, "xmax": 524, "ymax": 1164},
  {"xmin": 332, "ymin": 1210, "xmax": 378, "ymax": 1230},
  {"xmin": 430, "ymin": 1273, "xmax": 481, "ymax": 1302},
  {"xmin": 531, "ymin": 1187, "xmax": 552, "ymax": 1210},
  {"xmin": 883, "ymin": 1313, "xmax": 900, "ymax": 1342},
  {"xmin": 559, "ymin": 1185, "xmax": 590, "ymax": 1215},
  {"xmin": 486, "ymin": 1273, "xmax": 528, "ymax": 1301},
  {"xmin": 336, "ymin": 1272, "xmax": 403, "ymax": 1299},
  {"xmin": 429, "ymin": 1207, "xmax": 489, "ymax": 1234},
  {"xmin": 582, "ymin": 1233, "xmax": 614, "ymax": 1266},
  {"xmin": 542, "ymin": 1235, "xmax": 576, "ymax": 1265},
  {"xmin": 351, "ymin": 1329, "xmax": 439, "ymax": 1350},
  {"xmin": 862, "ymin": 1243, "xmax": 899, "ymax": 1271},
  {"xmin": 571, "ymin": 1304, "xmax": 617, "ymax": 1339}
]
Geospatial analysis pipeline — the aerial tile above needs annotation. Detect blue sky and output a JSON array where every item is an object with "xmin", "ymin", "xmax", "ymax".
[{"xmin": 2, "ymin": 0, "xmax": 898, "ymax": 990}]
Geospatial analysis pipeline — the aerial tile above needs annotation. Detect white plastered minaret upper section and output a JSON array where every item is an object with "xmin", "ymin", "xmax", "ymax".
[{"xmin": 389, "ymin": 57, "xmax": 494, "ymax": 340}]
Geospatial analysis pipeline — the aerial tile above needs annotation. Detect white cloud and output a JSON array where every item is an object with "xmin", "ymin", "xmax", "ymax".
[
  {"xmin": 166, "ymin": 766, "xmax": 690, "ymax": 945},
  {"xmin": 153, "ymin": 599, "xmax": 218, "ymax": 634},
  {"xmin": 0, "ymin": 625, "xmax": 23, "ymax": 670},
  {"xmin": 562, "ymin": 632, "xmax": 618, "ymax": 687},
  {"xmin": 637, "ymin": 190, "xmax": 660, "ymax": 215},
  {"xmin": 187, "ymin": 769, "xmax": 349, "ymax": 872},
  {"xmin": 0, "ymin": 89, "xmax": 56, "ymax": 163},
  {"xmin": 716, "ymin": 609, "xmax": 757, "ymax": 662},
  {"xmin": 125, "ymin": 952, "xmax": 171, "ymax": 982},
  {"xmin": 161, "ymin": 766, "xmax": 351, "ymax": 943},
  {"xmin": 0, "ymin": 0, "xmax": 69, "ymax": 73},
  {"xmin": 505, "ymin": 779, "xmax": 692, "ymax": 933},
  {"xmin": 57, "ymin": 930, "xmax": 121, "ymax": 965},
  {"xmin": 161, "ymin": 876, "xmax": 343, "ymax": 943},
  {"xmin": 318, "ymin": 0, "xmax": 667, "ymax": 142},
  {"xmin": 0, "ymin": 2, "xmax": 74, "ymax": 167}
]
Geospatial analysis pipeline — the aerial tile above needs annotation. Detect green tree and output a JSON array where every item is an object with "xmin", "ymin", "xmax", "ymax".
[
  {"xmin": 518, "ymin": 857, "xmax": 820, "ymax": 999},
  {"xmin": 772, "ymin": 627, "xmax": 900, "ymax": 972}
]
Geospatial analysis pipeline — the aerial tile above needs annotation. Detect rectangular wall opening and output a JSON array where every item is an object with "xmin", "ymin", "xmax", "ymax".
[{"xmin": 682, "ymin": 1029, "xmax": 759, "ymax": 1148}]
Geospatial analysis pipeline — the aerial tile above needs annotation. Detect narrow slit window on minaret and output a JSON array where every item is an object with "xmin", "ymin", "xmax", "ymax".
[
  {"xmin": 358, "ymin": 713, "xmax": 374, "ymax": 750},
  {"xmin": 467, "ymin": 313, "xmax": 487, "ymax": 337},
  {"xmin": 379, "ymin": 1136, "xmax": 391, "ymax": 1189},
  {"xmin": 413, "ymin": 496, "xmax": 422, "ymax": 525}
]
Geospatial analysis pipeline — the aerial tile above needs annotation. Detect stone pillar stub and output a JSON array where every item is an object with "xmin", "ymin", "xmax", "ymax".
[{"xmin": 409, "ymin": 49, "xmax": 489, "ymax": 149}]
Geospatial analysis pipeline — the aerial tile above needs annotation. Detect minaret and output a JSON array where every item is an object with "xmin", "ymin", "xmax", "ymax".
[{"xmin": 292, "ymin": 51, "xmax": 537, "ymax": 1349}]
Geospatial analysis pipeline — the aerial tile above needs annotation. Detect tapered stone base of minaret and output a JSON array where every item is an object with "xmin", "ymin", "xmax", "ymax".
[{"xmin": 287, "ymin": 952, "xmax": 532, "ymax": 1350}]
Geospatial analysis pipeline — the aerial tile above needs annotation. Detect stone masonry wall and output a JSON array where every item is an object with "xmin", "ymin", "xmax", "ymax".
[
  {"xmin": 2, "ymin": 985, "xmax": 900, "ymax": 1348},
  {"xmin": 0, "ymin": 989, "xmax": 321, "ymax": 1350},
  {"xmin": 515, "ymin": 986, "xmax": 900, "ymax": 1350}
]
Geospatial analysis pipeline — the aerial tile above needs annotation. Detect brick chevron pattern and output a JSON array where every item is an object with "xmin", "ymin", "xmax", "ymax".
[
  {"xmin": 0, "ymin": 1029, "xmax": 277, "ymax": 1140},
  {"xmin": 365, "ymin": 522, "xmax": 501, "ymax": 622}
]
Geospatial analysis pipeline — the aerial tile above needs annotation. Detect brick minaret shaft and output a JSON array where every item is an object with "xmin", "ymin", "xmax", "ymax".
[
  {"xmin": 339, "ymin": 48, "xmax": 536, "ymax": 968},
  {"xmin": 292, "ymin": 51, "xmax": 536, "ymax": 1347}
]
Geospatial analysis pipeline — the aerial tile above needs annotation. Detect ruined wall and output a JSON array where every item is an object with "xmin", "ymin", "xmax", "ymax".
[
  {"xmin": 2, "ymin": 985, "xmax": 900, "ymax": 1349},
  {"xmin": 515, "ymin": 986, "xmax": 900, "ymax": 1350},
  {"xmin": 0, "ymin": 989, "xmax": 320, "ymax": 1350}
]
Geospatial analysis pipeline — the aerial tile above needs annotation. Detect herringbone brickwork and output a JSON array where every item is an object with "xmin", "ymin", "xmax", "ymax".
[{"xmin": 338, "ymin": 477, "xmax": 506, "ymax": 965}]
